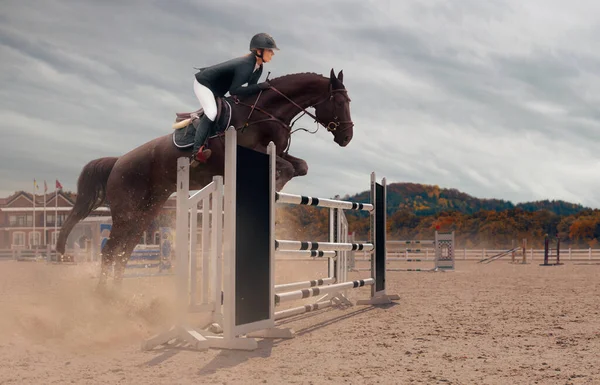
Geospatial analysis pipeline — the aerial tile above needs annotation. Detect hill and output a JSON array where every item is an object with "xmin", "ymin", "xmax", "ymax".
[{"xmin": 342, "ymin": 182, "xmax": 589, "ymax": 217}]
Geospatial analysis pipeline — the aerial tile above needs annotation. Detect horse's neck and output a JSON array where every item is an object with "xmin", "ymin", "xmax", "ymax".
[{"xmin": 264, "ymin": 76, "xmax": 328, "ymax": 123}]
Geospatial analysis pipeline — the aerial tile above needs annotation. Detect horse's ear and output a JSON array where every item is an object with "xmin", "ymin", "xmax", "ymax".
[
  {"xmin": 330, "ymin": 68, "xmax": 335, "ymax": 81},
  {"xmin": 337, "ymin": 70, "xmax": 343, "ymax": 83}
]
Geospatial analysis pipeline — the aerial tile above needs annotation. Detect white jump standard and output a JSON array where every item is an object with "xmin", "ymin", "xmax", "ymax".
[{"xmin": 386, "ymin": 231, "xmax": 455, "ymax": 272}]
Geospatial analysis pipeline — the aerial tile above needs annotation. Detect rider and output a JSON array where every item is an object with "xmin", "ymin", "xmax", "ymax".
[{"xmin": 191, "ymin": 32, "xmax": 279, "ymax": 163}]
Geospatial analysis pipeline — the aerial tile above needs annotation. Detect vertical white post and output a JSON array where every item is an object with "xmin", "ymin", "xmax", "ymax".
[
  {"xmin": 175, "ymin": 157, "xmax": 191, "ymax": 316},
  {"xmin": 222, "ymin": 127, "xmax": 237, "ymax": 340},
  {"xmin": 328, "ymin": 208, "xmax": 336, "ymax": 282},
  {"xmin": 200, "ymin": 196, "xmax": 210, "ymax": 304},
  {"xmin": 329, "ymin": 208, "xmax": 335, "ymax": 281},
  {"xmin": 188, "ymin": 199, "xmax": 198, "ymax": 307},
  {"xmin": 267, "ymin": 140, "xmax": 277, "ymax": 323},
  {"xmin": 211, "ymin": 177, "xmax": 224, "ymax": 323}
]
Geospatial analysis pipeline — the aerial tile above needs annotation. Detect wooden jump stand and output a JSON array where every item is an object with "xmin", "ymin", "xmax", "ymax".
[
  {"xmin": 540, "ymin": 235, "xmax": 563, "ymax": 266},
  {"xmin": 510, "ymin": 238, "xmax": 528, "ymax": 264}
]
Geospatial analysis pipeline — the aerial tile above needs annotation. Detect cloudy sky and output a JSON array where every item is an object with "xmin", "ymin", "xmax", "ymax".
[{"xmin": 2, "ymin": 0, "xmax": 600, "ymax": 208}]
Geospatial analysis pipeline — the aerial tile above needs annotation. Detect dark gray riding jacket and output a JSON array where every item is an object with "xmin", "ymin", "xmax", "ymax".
[{"xmin": 195, "ymin": 55, "xmax": 264, "ymax": 97}]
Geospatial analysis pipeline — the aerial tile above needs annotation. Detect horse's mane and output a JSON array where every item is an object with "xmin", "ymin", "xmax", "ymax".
[
  {"xmin": 268, "ymin": 72, "xmax": 326, "ymax": 84},
  {"xmin": 232, "ymin": 72, "xmax": 329, "ymax": 102}
]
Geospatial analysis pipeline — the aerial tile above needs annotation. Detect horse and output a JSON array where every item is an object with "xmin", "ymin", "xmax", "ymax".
[{"xmin": 56, "ymin": 68, "xmax": 354, "ymax": 288}]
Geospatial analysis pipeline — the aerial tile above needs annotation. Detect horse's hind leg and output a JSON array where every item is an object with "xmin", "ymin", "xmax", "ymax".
[
  {"xmin": 97, "ymin": 219, "xmax": 136, "ymax": 289},
  {"xmin": 112, "ymin": 225, "xmax": 147, "ymax": 284},
  {"xmin": 111, "ymin": 195, "xmax": 171, "ymax": 284}
]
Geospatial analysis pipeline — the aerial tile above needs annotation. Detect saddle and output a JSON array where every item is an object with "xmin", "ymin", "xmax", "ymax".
[{"xmin": 171, "ymin": 97, "xmax": 233, "ymax": 149}]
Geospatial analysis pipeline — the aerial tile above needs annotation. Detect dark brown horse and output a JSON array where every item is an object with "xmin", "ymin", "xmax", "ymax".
[{"xmin": 56, "ymin": 69, "xmax": 354, "ymax": 288}]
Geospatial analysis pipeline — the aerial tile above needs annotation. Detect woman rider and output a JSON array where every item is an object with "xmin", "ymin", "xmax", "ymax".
[{"xmin": 191, "ymin": 32, "xmax": 279, "ymax": 163}]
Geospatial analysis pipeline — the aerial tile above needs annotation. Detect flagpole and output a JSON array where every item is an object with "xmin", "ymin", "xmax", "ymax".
[
  {"xmin": 44, "ymin": 180, "xmax": 47, "ymax": 246},
  {"xmin": 32, "ymin": 179, "xmax": 36, "ymax": 249},
  {"xmin": 55, "ymin": 179, "xmax": 61, "ymax": 249},
  {"xmin": 55, "ymin": 183, "xmax": 58, "ymax": 249}
]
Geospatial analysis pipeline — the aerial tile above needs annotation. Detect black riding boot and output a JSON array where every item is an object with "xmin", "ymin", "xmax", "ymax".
[{"xmin": 192, "ymin": 115, "xmax": 214, "ymax": 163}]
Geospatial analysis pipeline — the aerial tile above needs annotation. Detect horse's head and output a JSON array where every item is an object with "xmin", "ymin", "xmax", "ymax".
[{"xmin": 314, "ymin": 69, "xmax": 354, "ymax": 147}]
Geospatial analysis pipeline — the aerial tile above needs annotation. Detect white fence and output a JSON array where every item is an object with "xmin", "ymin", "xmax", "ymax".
[
  {"xmin": 3, "ymin": 246, "xmax": 600, "ymax": 263},
  {"xmin": 354, "ymin": 245, "xmax": 600, "ymax": 262}
]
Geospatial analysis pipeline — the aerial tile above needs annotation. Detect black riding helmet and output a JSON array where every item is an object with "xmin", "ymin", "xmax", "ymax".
[{"xmin": 250, "ymin": 33, "xmax": 279, "ymax": 56}]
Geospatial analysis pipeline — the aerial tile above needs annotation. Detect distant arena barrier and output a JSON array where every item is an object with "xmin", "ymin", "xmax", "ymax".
[{"xmin": 355, "ymin": 231, "xmax": 455, "ymax": 272}]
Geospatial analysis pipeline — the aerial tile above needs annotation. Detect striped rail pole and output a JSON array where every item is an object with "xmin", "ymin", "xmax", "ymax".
[
  {"xmin": 275, "ymin": 240, "xmax": 374, "ymax": 252},
  {"xmin": 274, "ymin": 300, "xmax": 333, "ymax": 321},
  {"xmin": 276, "ymin": 192, "xmax": 373, "ymax": 212},
  {"xmin": 274, "ymin": 277, "xmax": 336, "ymax": 293},
  {"xmin": 275, "ymin": 250, "xmax": 336, "ymax": 258},
  {"xmin": 275, "ymin": 278, "xmax": 375, "ymax": 304}
]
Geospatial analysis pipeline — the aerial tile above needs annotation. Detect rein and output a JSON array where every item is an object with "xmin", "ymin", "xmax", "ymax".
[{"xmin": 231, "ymin": 84, "xmax": 352, "ymax": 135}]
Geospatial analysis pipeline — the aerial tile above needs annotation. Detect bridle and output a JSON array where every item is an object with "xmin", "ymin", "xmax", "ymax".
[{"xmin": 231, "ymin": 83, "xmax": 354, "ymax": 135}]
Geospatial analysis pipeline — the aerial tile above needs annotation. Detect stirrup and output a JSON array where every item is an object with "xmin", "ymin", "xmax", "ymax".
[{"xmin": 191, "ymin": 146, "xmax": 212, "ymax": 167}]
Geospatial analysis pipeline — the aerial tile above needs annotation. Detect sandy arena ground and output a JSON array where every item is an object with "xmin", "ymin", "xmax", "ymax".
[{"xmin": 0, "ymin": 258, "xmax": 599, "ymax": 385}]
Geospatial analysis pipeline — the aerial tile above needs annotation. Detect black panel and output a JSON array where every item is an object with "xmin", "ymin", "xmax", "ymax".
[
  {"xmin": 235, "ymin": 145, "xmax": 271, "ymax": 326},
  {"xmin": 375, "ymin": 182, "xmax": 385, "ymax": 293}
]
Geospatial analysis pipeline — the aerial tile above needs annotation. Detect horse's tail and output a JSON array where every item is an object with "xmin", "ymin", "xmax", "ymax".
[{"xmin": 56, "ymin": 157, "xmax": 118, "ymax": 255}]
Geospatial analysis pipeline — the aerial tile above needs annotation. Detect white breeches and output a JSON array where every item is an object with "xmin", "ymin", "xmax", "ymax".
[{"xmin": 193, "ymin": 78, "xmax": 217, "ymax": 121}]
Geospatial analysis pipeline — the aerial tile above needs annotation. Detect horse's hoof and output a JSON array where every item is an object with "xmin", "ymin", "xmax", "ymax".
[{"xmin": 208, "ymin": 323, "xmax": 223, "ymax": 334}]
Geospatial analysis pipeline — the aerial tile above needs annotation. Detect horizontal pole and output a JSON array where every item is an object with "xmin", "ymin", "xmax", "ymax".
[
  {"xmin": 276, "ymin": 192, "xmax": 373, "ymax": 212},
  {"xmin": 388, "ymin": 240, "xmax": 435, "ymax": 245},
  {"xmin": 275, "ymin": 250, "xmax": 336, "ymax": 258},
  {"xmin": 274, "ymin": 277, "xmax": 336, "ymax": 293},
  {"xmin": 275, "ymin": 278, "xmax": 374, "ymax": 304},
  {"xmin": 275, "ymin": 240, "xmax": 374, "ymax": 252},
  {"xmin": 388, "ymin": 268, "xmax": 435, "ymax": 272},
  {"xmin": 274, "ymin": 300, "xmax": 333, "ymax": 320}
]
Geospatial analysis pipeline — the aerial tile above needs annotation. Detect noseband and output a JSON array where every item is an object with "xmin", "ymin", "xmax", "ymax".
[{"xmin": 271, "ymin": 85, "xmax": 353, "ymax": 134}]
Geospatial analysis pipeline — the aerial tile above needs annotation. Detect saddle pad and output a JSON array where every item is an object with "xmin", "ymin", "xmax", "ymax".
[{"xmin": 172, "ymin": 100, "xmax": 232, "ymax": 148}]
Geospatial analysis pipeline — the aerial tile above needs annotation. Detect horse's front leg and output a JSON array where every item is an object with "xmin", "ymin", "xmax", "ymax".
[
  {"xmin": 282, "ymin": 153, "xmax": 308, "ymax": 177},
  {"xmin": 274, "ymin": 155, "xmax": 295, "ymax": 191},
  {"xmin": 253, "ymin": 144, "xmax": 295, "ymax": 191}
]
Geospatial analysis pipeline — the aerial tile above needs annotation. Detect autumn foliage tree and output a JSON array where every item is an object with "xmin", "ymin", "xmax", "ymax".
[{"xmin": 274, "ymin": 182, "xmax": 599, "ymax": 249}]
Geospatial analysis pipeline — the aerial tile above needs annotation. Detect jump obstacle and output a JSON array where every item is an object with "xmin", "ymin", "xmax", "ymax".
[
  {"xmin": 541, "ymin": 236, "xmax": 563, "ymax": 266},
  {"xmin": 511, "ymin": 239, "xmax": 528, "ymax": 264},
  {"xmin": 354, "ymin": 231, "xmax": 455, "ymax": 272},
  {"xmin": 478, "ymin": 247, "xmax": 521, "ymax": 264},
  {"xmin": 142, "ymin": 126, "xmax": 399, "ymax": 352}
]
